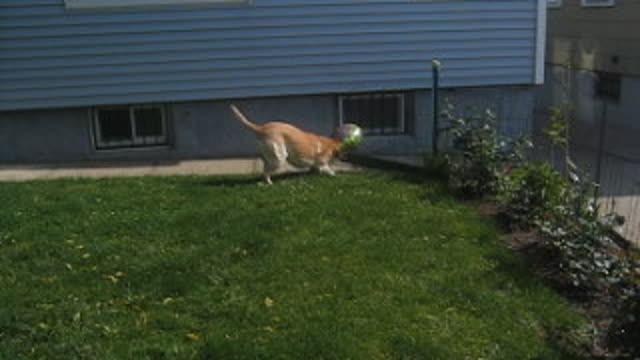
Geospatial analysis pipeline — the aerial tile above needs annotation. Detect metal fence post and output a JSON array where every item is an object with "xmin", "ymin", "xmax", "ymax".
[{"xmin": 432, "ymin": 59, "xmax": 441, "ymax": 154}]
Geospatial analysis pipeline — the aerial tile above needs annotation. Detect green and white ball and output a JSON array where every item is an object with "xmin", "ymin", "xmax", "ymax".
[{"xmin": 335, "ymin": 124, "xmax": 363, "ymax": 151}]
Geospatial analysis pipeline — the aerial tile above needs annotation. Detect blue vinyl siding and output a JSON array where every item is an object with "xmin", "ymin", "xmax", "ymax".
[{"xmin": 0, "ymin": 0, "xmax": 538, "ymax": 111}]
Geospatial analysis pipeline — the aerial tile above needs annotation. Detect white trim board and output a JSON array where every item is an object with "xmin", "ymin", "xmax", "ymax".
[
  {"xmin": 547, "ymin": 0, "xmax": 562, "ymax": 8},
  {"xmin": 535, "ymin": 0, "xmax": 547, "ymax": 85},
  {"xmin": 65, "ymin": 0, "xmax": 251, "ymax": 9},
  {"xmin": 581, "ymin": 0, "xmax": 615, "ymax": 7}
]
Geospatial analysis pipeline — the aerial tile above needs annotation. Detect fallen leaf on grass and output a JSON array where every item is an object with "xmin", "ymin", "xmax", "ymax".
[
  {"xmin": 41, "ymin": 276, "xmax": 59, "ymax": 283},
  {"xmin": 264, "ymin": 297, "xmax": 275, "ymax": 307},
  {"xmin": 104, "ymin": 275, "xmax": 119, "ymax": 283},
  {"xmin": 103, "ymin": 272, "xmax": 126, "ymax": 284},
  {"xmin": 162, "ymin": 297, "xmax": 174, "ymax": 305},
  {"xmin": 186, "ymin": 333, "xmax": 201, "ymax": 341},
  {"xmin": 136, "ymin": 312, "xmax": 148, "ymax": 327}
]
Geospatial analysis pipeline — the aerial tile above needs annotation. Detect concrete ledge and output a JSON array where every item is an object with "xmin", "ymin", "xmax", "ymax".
[
  {"xmin": 368, "ymin": 155, "xmax": 425, "ymax": 168},
  {"xmin": 0, "ymin": 158, "xmax": 360, "ymax": 182}
]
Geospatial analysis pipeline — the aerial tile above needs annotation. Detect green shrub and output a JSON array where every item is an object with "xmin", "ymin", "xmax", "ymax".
[
  {"xmin": 442, "ymin": 104, "xmax": 531, "ymax": 198},
  {"xmin": 498, "ymin": 162, "xmax": 566, "ymax": 227},
  {"xmin": 537, "ymin": 171, "xmax": 634, "ymax": 293}
]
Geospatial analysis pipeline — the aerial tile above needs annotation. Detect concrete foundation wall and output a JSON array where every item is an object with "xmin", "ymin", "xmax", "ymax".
[
  {"xmin": 0, "ymin": 108, "xmax": 93, "ymax": 163},
  {"xmin": 0, "ymin": 87, "xmax": 535, "ymax": 164},
  {"xmin": 441, "ymin": 86, "xmax": 535, "ymax": 138}
]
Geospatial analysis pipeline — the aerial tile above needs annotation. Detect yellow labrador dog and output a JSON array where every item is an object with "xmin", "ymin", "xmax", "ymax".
[{"xmin": 230, "ymin": 104, "xmax": 342, "ymax": 184}]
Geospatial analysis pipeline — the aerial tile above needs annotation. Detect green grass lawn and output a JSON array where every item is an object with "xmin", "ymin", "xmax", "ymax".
[{"xmin": 0, "ymin": 170, "xmax": 586, "ymax": 360}]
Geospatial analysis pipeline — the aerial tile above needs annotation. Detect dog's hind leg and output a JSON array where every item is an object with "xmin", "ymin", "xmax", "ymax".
[
  {"xmin": 263, "ymin": 159, "xmax": 279, "ymax": 184},
  {"xmin": 260, "ymin": 141, "xmax": 286, "ymax": 184}
]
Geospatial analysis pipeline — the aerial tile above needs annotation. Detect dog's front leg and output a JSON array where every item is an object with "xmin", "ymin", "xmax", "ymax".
[{"xmin": 317, "ymin": 164, "xmax": 336, "ymax": 176}]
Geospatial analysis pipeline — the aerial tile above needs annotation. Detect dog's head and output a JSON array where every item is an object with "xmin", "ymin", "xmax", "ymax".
[{"xmin": 332, "ymin": 123, "xmax": 363, "ymax": 159}]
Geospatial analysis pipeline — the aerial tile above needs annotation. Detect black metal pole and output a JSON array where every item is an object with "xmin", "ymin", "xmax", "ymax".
[
  {"xmin": 432, "ymin": 59, "xmax": 441, "ymax": 154},
  {"xmin": 594, "ymin": 101, "xmax": 608, "ymax": 199}
]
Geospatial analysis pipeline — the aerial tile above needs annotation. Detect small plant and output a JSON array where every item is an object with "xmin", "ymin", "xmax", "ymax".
[
  {"xmin": 498, "ymin": 162, "xmax": 566, "ymax": 227},
  {"xmin": 545, "ymin": 104, "xmax": 571, "ymax": 149}
]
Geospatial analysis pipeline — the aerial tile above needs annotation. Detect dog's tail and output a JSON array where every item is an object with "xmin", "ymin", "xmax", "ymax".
[{"xmin": 230, "ymin": 104, "xmax": 262, "ymax": 132}]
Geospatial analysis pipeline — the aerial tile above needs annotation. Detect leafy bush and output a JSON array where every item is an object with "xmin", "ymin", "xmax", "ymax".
[
  {"xmin": 441, "ymin": 103, "xmax": 531, "ymax": 197},
  {"xmin": 498, "ymin": 162, "xmax": 566, "ymax": 227},
  {"xmin": 537, "ymin": 168, "xmax": 635, "ymax": 294},
  {"xmin": 539, "ymin": 207, "xmax": 633, "ymax": 292}
]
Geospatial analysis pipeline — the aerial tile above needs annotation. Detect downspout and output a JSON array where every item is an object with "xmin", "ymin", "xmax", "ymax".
[
  {"xmin": 594, "ymin": 100, "xmax": 608, "ymax": 199},
  {"xmin": 432, "ymin": 59, "xmax": 441, "ymax": 154},
  {"xmin": 535, "ymin": 0, "xmax": 547, "ymax": 85}
]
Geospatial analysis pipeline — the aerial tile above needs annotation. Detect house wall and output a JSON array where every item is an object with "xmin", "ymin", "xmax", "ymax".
[
  {"xmin": 0, "ymin": 86, "xmax": 535, "ymax": 163},
  {"xmin": 536, "ymin": 64, "xmax": 640, "ymax": 132},
  {"xmin": 547, "ymin": 0, "xmax": 640, "ymax": 75},
  {"xmin": 0, "ymin": 0, "xmax": 541, "ymax": 111},
  {"xmin": 541, "ymin": 1, "xmax": 640, "ymax": 131}
]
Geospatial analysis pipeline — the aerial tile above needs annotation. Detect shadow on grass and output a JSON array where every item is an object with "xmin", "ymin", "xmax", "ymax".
[
  {"xmin": 198, "ymin": 171, "xmax": 325, "ymax": 187},
  {"xmin": 192, "ymin": 154, "xmax": 436, "ymax": 189},
  {"xmin": 345, "ymin": 154, "xmax": 445, "ymax": 185},
  {"xmin": 199, "ymin": 176, "xmax": 260, "ymax": 187}
]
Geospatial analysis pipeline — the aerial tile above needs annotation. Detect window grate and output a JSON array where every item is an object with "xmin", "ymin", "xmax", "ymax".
[
  {"xmin": 93, "ymin": 105, "xmax": 169, "ymax": 150},
  {"xmin": 595, "ymin": 72, "xmax": 621, "ymax": 102},
  {"xmin": 338, "ymin": 92, "xmax": 411, "ymax": 136}
]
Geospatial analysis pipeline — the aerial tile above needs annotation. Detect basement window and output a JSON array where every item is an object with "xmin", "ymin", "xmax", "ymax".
[
  {"xmin": 339, "ymin": 92, "xmax": 412, "ymax": 136},
  {"xmin": 93, "ymin": 105, "xmax": 169, "ymax": 150}
]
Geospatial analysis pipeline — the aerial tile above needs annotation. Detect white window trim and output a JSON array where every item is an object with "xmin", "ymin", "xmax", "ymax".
[
  {"xmin": 535, "ymin": 0, "xmax": 547, "ymax": 84},
  {"xmin": 581, "ymin": 0, "xmax": 615, "ymax": 7},
  {"xmin": 65, "ymin": 0, "xmax": 251, "ymax": 10},
  {"xmin": 338, "ymin": 93, "xmax": 406, "ymax": 135},
  {"xmin": 93, "ymin": 105, "xmax": 168, "ymax": 150},
  {"xmin": 547, "ymin": 0, "xmax": 562, "ymax": 9}
]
